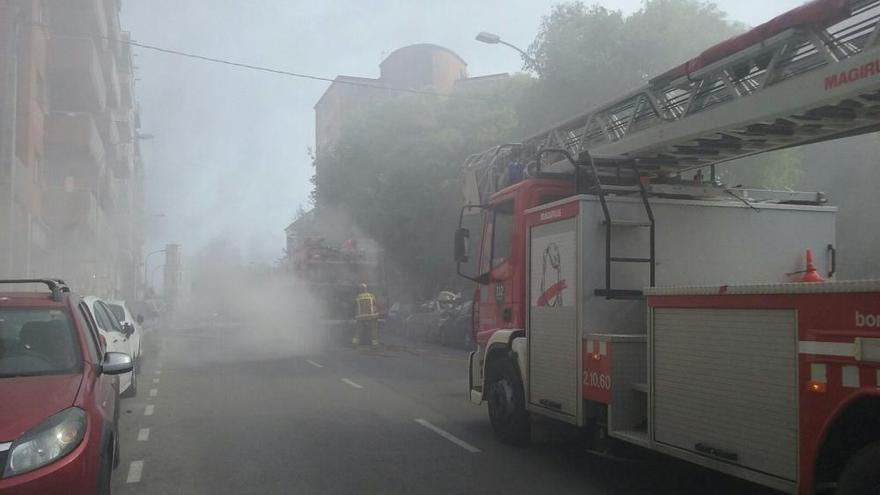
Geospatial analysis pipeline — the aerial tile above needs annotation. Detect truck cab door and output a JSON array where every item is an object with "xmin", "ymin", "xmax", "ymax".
[{"xmin": 477, "ymin": 199, "xmax": 517, "ymax": 343}]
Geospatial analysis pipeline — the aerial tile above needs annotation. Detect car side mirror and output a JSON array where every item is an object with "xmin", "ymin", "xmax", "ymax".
[
  {"xmin": 121, "ymin": 322, "xmax": 135, "ymax": 336},
  {"xmin": 454, "ymin": 228, "xmax": 470, "ymax": 263},
  {"xmin": 102, "ymin": 352, "xmax": 133, "ymax": 375}
]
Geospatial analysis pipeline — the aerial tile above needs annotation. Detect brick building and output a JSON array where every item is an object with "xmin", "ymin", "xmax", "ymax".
[
  {"xmin": 312, "ymin": 43, "xmax": 506, "ymax": 206},
  {"xmin": 0, "ymin": 0, "xmax": 145, "ymax": 298}
]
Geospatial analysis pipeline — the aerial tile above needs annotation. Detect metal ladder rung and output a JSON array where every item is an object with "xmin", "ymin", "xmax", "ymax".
[
  {"xmin": 610, "ymin": 257, "xmax": 652, "ymax": 263},
  {"xmin": 601, "ymin": 219, "xmax": 652, "ymax": 228},
  {"xmin": 594, "ymin": 289, "xmax": 644, "ymax": 300},
  {"xmin": 600, "ymin": 184, "xmax": 642, "ymax": 192}
]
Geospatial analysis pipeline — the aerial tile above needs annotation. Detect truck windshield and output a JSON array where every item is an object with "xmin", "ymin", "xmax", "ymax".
[{"xmin": 0, "ymin": 309, "xmax": 81, "ymax": 377}]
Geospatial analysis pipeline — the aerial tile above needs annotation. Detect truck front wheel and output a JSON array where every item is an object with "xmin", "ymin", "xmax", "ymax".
[
  {"xmin": 486, "ymin": 358, "xmax": 530, "ymax": 445},
  {"xmin": 836, "ymin": 440, "xmax": 880, "ymax": 495}
]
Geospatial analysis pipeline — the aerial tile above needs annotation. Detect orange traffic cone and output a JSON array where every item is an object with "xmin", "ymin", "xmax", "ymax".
[{"xmin": 799, "ymin": 249, "xmax": 825, "ymax": 283}]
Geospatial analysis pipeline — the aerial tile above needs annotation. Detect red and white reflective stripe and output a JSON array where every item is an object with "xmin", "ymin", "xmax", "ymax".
[
  {"xmin": 798, "ymin": 340, "xmax": 855, "ymax": 357},
  {"xmin": 585, "ymin": 339, "xmax": 608, "ymax": 356}
]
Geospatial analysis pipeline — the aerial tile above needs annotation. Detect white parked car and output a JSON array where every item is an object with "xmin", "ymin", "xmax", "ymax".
[
  {"xmin": 84, "ymin": 296, "xmax": 140, "ymax": 397},
  {"xmin": 106, "ymin": 300, "xmax": 143, "ymax": 367}
]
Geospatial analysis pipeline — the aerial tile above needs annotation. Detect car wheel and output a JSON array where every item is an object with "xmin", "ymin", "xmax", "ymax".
[
  {"xmin": 836, "ymin": 441, "xmax": 880, "ymax": 495},
  {"xmin": 121, "ymin": 363, "xmax": 138, "ymax": 398},
  {"xmin": 486, "ymin": 358, "xmax": 530, "ymax": 445}
]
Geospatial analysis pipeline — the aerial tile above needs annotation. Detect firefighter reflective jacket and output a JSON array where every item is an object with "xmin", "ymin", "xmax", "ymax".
[{"xmin": 356, "ymin": 291, "xmax": 379, "ymax": 320}]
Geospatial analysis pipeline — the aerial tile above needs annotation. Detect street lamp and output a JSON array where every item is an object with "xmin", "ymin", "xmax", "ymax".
[
  {"xmin": 148, "ymin": 264, "xmax": 165, "ymax": 294},
  {"xmin": 143, "ymin": 248, "xmax": 166, "ymax": 293},
  {"xmin": 475, "ymin": 31, "xmax": 538, "ymax": 70}
]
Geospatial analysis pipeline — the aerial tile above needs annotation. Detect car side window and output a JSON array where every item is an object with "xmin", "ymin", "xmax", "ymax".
[
  {"xmin": 92, "ymin": 303, "xmax": 112, "ymax": 332},
  {"xmin": 76, "ymin": 303, "xmax": 102, "ymax": 362},
  {"xmin": 99, "ymin": 303, "xmax": 124, "ymax": 332}
]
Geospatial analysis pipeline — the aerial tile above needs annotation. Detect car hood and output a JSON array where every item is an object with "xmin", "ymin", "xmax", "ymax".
[{"xmin": 0, "ymin": 374, "xmax": 82, "ymax": 442}]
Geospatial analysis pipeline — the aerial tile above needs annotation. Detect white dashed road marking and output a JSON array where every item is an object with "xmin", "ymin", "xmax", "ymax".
[
  {"xmin": 153, "ymin": 378, "xmax": 160, "ymax": 384},
  {"xmin": 306, "ymin": 360, "xmax": 324, "ymax": 368},
  {"xmin": 341, "ymin": 378, "xmax": 363, "ymax": 389},
  {"xmin": 137, "ymin": 428, "xmax": 150, "ymax": 441},
  {"xmin": 144, "ymin": 405, "xmax": 154, "ymax": 416},
  {"xmin": 155, "ymin": 370, "xmax": 161, "ymax": 375},
  {"xmin": 149, "ymin": 388, "xmax": 158, "ymax": 397},
  {"xmin": 415, "ymin": 419, "xmax": 481, "ymax": 453},
  {"xmin": 126, "ymin": 461, "xmax": 144, "ymax": 483}
]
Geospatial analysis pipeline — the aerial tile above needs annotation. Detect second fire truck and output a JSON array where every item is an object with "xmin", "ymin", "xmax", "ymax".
[{"xmin": 456, "ymin": 1, "xmax": 880, "ymax": 493}]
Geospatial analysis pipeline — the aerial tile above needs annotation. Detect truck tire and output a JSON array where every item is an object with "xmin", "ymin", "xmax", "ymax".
[
  {"xmin": 836, "ymin": 441, "xmax": 880, "ymax": 495},
  {"xmin": 486, "ymin": 358, "xmax": 530, "ymax": 445}
]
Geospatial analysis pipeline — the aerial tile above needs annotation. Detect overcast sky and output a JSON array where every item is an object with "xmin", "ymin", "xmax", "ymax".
[{"xmin": 120, "ymin": 0, "xmax": 805, "ymax": 262}]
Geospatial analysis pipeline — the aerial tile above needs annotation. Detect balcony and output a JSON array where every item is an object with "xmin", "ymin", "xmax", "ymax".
[
  {"xmin": 46, "ymin": 112, "xmax": 105, "ymax": 179},
  {"xmin": 95, "ymin": 110, "xmax": 119, "ymax": 148},
  {"xmin": 112, "ymin": 107, "xmax": 134, "ymax": 141},
  {"xmin": 46, "ymin": 0, "xmax": 109, "ymax": 41},
  {"xmin": 99, "ymin": 171, "xmax": 118, "ymax": 212},
  {"xmin": 112, "ymin": 142, "xmax": 133, "ymax": 178},
  {"xmin": 47, "ymin": 36, "xmax": 106, "ymax": 112},
  {"xmin": 100, "ymin": 48, "xmax": 121, "ymax": 108},
  {"xmin": 41, "ymin": 188, "xmax": 98, "ymax": 233}
]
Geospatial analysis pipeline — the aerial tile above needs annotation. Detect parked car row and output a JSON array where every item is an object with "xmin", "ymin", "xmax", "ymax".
[
  {"xmin": 0, "ymin": 279, "xmax": 146, "ymax": 494},
  {"xmin": 387, "ymin": 297, "xmax": 475, "ymax": 350}
]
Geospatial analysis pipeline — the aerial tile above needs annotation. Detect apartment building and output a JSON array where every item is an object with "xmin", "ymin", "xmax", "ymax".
[{"xmin": 0, "ymin": 0, "xmax": 145, "ymax": 299}]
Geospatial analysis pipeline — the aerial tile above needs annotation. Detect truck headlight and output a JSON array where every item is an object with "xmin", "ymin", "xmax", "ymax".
[{"xmin": 4, "ymin": 408, "xmax": 86, "ymax": 477}]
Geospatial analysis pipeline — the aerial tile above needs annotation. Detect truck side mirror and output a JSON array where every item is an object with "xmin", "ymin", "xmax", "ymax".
[{"xmin": 454, "ymin": 228, "xmax": 470, "ymax": 263}]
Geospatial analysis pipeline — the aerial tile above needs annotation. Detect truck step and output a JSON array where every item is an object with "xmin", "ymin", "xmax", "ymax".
[
  {"xmin": 610, "ymin": 257, "xmax": 652, "ymax": 263},
  {"xmin": 632, "ymin": 383, "xmax": 649, "ymax": 393}
]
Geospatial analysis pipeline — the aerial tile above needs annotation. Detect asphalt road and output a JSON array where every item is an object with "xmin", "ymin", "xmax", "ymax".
[{"xmin": 110, "ymin": 322, "xmax": 781, "ymax": 495}]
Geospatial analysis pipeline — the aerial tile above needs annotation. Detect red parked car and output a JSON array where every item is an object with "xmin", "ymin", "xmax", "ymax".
[{"xmin": 0, "ymin": 280, "xmax": 132, "ymax": 494}]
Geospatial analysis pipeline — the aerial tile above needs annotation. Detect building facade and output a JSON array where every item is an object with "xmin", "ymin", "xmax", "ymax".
[
  {"xmin": 313, "ymin": 44, "xmax": 468, "ymax": 197},
  {"xmin": 0, "ymin": 0, "xmax": 144, "ymax": 299}
]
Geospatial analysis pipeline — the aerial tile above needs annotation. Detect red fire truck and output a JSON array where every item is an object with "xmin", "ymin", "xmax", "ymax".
[{"xmin": 455, "ymin": 1, "xmax": 880, "ymax": 493}]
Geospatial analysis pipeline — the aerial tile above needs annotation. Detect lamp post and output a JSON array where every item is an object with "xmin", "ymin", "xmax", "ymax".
[
  {"xmin": 148, "ymin": 264, "xmax": 165, "ymax": 295},
  {"xmin": 143, "ymin": 248, "xmax": 166, "ymax": 295},
  {"xmin": 475, "ymin": 31, "xmax": 538, "ymax": 71}
]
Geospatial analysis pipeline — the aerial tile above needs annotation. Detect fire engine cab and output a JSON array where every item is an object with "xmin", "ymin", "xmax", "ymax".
[{"xmin": 455, "ymin": 1, "xmax": 880, "ymax": 493}]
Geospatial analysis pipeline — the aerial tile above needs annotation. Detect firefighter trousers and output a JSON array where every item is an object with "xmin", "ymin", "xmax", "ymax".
[{"xmin": 353, "ymin": 319, "xmax": 379, "ymax": 346}]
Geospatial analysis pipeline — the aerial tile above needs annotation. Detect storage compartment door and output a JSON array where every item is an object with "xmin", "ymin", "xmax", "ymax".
[
  {"xmin": 528, "ymin": 219, "xmax": 578, "ymax": 417},
  {"xmin": 652, "ymin": 308, "xmax": 798, "ymax": 481}
]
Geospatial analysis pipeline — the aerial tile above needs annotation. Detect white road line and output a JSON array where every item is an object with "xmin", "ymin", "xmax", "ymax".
[
  {"xmin": 155, "ymin": 370, "xmax": 161, "ymax": 375},
  {"xmin": 341, "ymin": 378, "xmax": 363, "ymax": 389},
  {"xmin": 306, "ymin": 359, "xmax": 324, "ymax": 368},
  {"xmin": 149, "ymin": 388, "xmax": 158, "ymax": 397},
  {"xmin": 144, "ymin": 405, "xmax": 154, "ymax": 416},
  {"xmin": 126, "ymin": 460, "xmax": 144, "ymax": 483},
  {"xmin": 153, "ymin": 378, "xmax": 160, "ymax": 384},
  {"xmin": 137, "ymin": 428, "xmax": 150, "ymax": 441},
  {"xmin": 414, "ymin": 419, "xmax": 481, "ymax": 453}
]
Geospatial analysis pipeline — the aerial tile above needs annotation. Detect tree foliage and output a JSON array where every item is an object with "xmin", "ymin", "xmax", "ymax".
[
  {"xmin": 520, "ymin": 0, "xmax": 744, "ymax": 133},
  {"xmin": 317, "ymin": 77, "xmax": 532, "ymax": 297},
  {"xmin": 311, "ymin": 0, "xmax": 810, "ymax": 296}
]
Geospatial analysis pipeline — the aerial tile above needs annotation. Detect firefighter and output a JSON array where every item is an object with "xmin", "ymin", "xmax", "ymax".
[{"xmin": 353, "ymin": 283, "xmax": 380, "ymax": 347}]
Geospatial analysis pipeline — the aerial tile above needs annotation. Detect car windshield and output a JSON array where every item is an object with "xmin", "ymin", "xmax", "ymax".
[
  {"xmin": 0, "ymin": 308, "xmax": 81, "ymax": 377},
  {"xmin": 108, "ymin": 303, "xmax": 126, "ymax": 322}
]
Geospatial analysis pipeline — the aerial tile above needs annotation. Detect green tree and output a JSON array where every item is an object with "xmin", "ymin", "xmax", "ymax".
[
  {"xmin": 521, "ymin": 0, "xmax": 744, "ymax": 134},
  {"xmin": 317, "ymin": 77, "xmax": 532, "ymax": 296}
]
